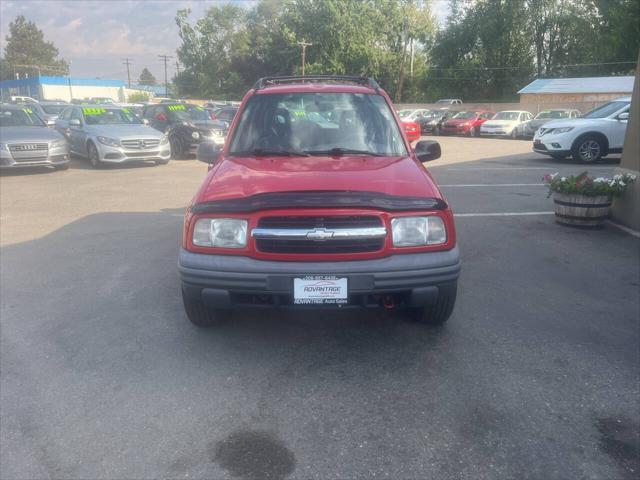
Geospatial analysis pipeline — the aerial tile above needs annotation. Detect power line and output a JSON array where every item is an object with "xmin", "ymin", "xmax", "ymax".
[
  {"xmin": 428, "ymin": 61, "xmax": 637, "ymax": 71},
  {"xmin": 122, "ymin": 58, "xmax": 133, "ymax": 87},
  {"xmin": 158, "ymin": 54, "xmax": 173, "ymax": 97},
  {"xmin": 296, "ymin": 40, "xmax": 312, "ymax": 76}
]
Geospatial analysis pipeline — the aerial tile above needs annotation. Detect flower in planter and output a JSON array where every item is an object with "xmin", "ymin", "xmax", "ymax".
[{"xmin": 543, "ymin": 171, "xmax": 636, "ymax": 198}]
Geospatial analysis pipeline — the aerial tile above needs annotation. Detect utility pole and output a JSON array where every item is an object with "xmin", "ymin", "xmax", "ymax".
[
  {"xmin": 296, "ymin": 40, "xmax": 312, "ymax": 76},
  {"xmin": 158, "ymin": 54, "xmax": 173, "ymax": 97},
  {"xmin": 122, "ymin": 57, "xmax": 133, "ymax": 87}
]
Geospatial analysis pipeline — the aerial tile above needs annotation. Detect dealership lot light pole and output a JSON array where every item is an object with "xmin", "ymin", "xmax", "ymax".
[{"xmin": 158, "ymin": 54, "xmax": 173, "ymax": 97}]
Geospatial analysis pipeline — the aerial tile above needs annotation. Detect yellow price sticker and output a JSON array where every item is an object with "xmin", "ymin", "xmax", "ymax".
[{"xmin": 83, "ymin": 107, "xmax": 106, "ymax": 115}]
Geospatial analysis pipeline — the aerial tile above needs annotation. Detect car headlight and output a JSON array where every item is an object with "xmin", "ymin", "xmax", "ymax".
[
  {"xmin": 50, "ymin": 138, "xmax": 67, "ymax": 148},
  {"xmin": 391, "ymin": 216, "xmax": 447, "ymax": 247},
  {"xmin": 97, "ymin": 136, "xmax": 120, "ymax": 147},
  {"xmin": 551, "ymin": 127, "xmax": 573, "ymax": 134},
  {"xmin": 193, "ymin": 218, "xmax": 247, "ymax": 248},
  {"xmin": 159, "ymin": 135, "xmax": 169, "ymax": 145},
  {"xmin": 192, "ymin": 131, "xmax": 200, "ymax": 140}
]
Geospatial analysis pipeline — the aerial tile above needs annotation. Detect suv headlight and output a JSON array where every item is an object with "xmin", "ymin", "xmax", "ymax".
[
  {"xmin": 159, "ymin": 135, "xmax": 169, "ymax": 145},
  {"xmin": 193, "ymin": 218, "xmax": 247, "ymax": 248},
  {"xmin": 391, "ymin": 216, "xmax": 447, "ymax": 247},
  {"xmin": 50, "ymin": 138, "xmax": 67, "ymax": 148},
  {"xmin": 551, "ymin": 127, "xmax": 573, "ymax": 134},
  {"xmin": 97, "ymin": 136, "xmax": 120, "ymax": 147}
]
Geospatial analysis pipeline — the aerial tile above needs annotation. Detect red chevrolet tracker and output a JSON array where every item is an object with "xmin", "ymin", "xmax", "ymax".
[{"xmin": 179, "ymin": 76, "xmax": 460, "ymax": 326}]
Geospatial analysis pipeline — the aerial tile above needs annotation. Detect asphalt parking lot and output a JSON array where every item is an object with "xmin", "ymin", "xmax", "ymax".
[{"xmin": 1, "ymin": 137, "xmax": 638, "ymax": 479}]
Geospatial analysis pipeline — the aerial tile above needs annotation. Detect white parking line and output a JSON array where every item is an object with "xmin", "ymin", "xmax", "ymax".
[
  {"xmin": 440, "ymin": 183, "xmax": 544, "ymax": 187},
  {"xmin": 454, "ymin": 212, "xmax": 554, "ymax": 217}
]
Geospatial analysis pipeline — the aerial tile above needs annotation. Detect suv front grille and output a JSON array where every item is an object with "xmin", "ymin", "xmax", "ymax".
[{"xmin": 253, "ymin": 215, "xmax": 386, "ymax": 254}]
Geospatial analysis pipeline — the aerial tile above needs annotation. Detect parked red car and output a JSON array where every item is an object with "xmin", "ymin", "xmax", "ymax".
[
  {"xmin": 401, "ymin": 120, "xmax": 421, "ymax": 142},
  {"xmin": 179, "ymin": 75, "xmax": 460, "ymax": 327},
  {"xmin": 441, "ymin": 110, "xmax": 494, "ymax": 136}
]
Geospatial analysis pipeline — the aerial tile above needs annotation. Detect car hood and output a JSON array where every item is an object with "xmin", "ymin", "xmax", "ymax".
[
  {"xmin": 196, "ymin": 155, "xmax": 442, "ymax": 204},
  {"xmin": 0, "ymin": 126, "xmax": 64, "ymax": 143},
  {"xmin": 85, "ymin": 124, "xmax": 163, "ymax": 139},
  {"xmin": 482, "ymin": 120, "xmax": 518, "ymax": 127},
  {"xmin": 527, "ymin": 119, "xmax": 553, "ymax": 128},
  {"xmin": 539, "ymin": 118, "xmax": 604, "ymax": 130},
  {"xmin": 444, "ymin": 118, "xmax": 473, "ymax": 126}
]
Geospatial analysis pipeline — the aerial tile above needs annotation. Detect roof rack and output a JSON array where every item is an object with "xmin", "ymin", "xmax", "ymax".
[{"xmin": 253, "ymin": 75, "xmax": 380, "ymax": 92}]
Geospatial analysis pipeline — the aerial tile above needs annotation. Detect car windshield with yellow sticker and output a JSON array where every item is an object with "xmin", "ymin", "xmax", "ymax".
[
  {"xmin": 0, "ymin": 106, "xmax": 46, "ymax": 127},
  {"xmin": 83, "ymin": 107, "xmax": 141, "ymax": 125}
]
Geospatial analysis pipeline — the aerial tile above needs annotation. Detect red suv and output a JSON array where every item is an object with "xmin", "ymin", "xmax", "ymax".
[
  {"xmin": 179, "ymin": 76, "xmax": 460, "ymax": 326},
  {"xmin": 441, "ymin": 110, "xmax": 494, "ymax": 137}
]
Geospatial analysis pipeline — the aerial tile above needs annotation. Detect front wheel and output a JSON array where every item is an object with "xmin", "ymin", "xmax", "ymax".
[
  {"xmin": 54, "ymin": 163, "xmax": 69, "ymax": 171},
  {"xmin": 87, "ymin": 142, "xmax": 101, "ymax": 168},
  {"xmin": 510, "ymin": 128, "xmax": 518, "ymax": 139},
  {"xmin": 408, "ymin": 283, "xmax": 457, "ymax": 325},
  {"xmin": 572, "ymin": 135, "xmax": 605, "ymax": 163},
  {"xmin": 170, "ymin": 136, "xmax": 184, "ymax": 159},
  {"xmin": 182, "ymin": 287, "xmax": 232, "ymax": 327},
  {"xmin": 155, "ymin": 159, "xmax": 169, "ymax": 165}
]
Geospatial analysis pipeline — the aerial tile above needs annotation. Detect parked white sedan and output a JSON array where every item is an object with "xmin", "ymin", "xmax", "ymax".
[{"xmin": 480, "ymin": 111, "xmax": 533, "ymax": 139}]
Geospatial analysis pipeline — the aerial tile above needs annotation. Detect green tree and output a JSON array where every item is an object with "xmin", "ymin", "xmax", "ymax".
[
  {"xmin": 3, "ymin": 15, "xmax": 69, "ymax": 76},
  {"xmin": 127, "ymin": 92, "xmax": 150, "ymax": 103},
  {"xmin": 138, "ymin": 67, "xmax": 156, "ymax": 85}
]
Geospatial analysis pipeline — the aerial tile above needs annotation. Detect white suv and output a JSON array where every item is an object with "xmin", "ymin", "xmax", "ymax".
[{"xmin": 533, "ymin": 97, "xmax": 630, "ymax": 163}]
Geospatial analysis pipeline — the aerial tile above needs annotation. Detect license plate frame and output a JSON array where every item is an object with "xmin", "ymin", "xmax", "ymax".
[{"xmin": 293, "ymin": 276, "xmax": 348, "ymax": 305}]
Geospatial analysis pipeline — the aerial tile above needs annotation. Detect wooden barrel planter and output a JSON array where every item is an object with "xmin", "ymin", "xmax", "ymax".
[{"xmin": 553, "ymin": 193, "xmax": 612, "ymax": 227}]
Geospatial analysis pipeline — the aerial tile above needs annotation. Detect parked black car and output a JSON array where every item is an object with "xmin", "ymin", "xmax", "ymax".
[
  {"xmin": 142, "ymin": 103, "xmax": 227, "ymax": 158},
  {"xmin": 417, "ymin": 109, "xmax": 456, "ymax": 136},
  {"xmin": 211, "ymin": 106, "xmax": 238, "ymax": 125}
]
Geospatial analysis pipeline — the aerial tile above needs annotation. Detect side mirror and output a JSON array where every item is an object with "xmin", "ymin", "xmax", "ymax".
[
  {"xmin": 415, "ymin": 140, "xmax": 441, "ymax": 162},
  {"xmin": 617, "ymin": 112, "xmax": 629, "ymax": 121},
  {"xmin": 69, "ymin": 119, "xmax": 81, "ymax": 127},
  {"xmin": 197, "ymin": 142, "xmax": 222, "ymax": 165}
]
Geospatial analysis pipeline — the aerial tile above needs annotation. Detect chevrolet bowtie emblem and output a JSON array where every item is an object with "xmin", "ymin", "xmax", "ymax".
[{"xmin": 306, "ymin": 228, "xmax": 334, "ymax": 241}]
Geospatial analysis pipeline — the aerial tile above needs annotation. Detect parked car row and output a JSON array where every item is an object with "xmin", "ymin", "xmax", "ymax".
[{"xmin": 0, "ymin": 100, "xmax": 237, "ymax": 171}]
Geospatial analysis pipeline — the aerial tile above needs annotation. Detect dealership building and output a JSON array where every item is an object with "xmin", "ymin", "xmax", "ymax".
[{"xmin": 0, "ymin": 76, "xmax": 156, "ymax": 102}]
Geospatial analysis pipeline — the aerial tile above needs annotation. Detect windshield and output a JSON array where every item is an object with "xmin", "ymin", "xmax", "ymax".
[
  {"xmin": 41, "ymin": 105, "xmax": 67, "ymax": 115},
  {"xmin": 0, "ymin": 108, "xmax": 46, "ymax": 127},
  {"xmin": 493, "ymin": 112, "xmax": 520, "ymax": 120},
  {"xmin": 187, "ymin": 105, "xmax": 210, "ymax": 121},
  {"xmin": 229, "ymin": 92, "xmax": 407, "ymax": 156},
  {"xmin": 583, "ymin": 101, "xmax": 629, "ymax": 119},
  {"xmin": 83, "ymin": 107, "xmax": 142, "ymax": 125},
  {"xmin": 166, "ymin": 104, "xmax": 192, "ymax": 122},
  {"xmin": 452, "ymin": 111, "xmax": 476, "ymax": 119},
  {"xmin": 397, "ymin": 109, "xmax": 413, "ymax": 118},
  {"xmin": 535, "ymin": 110, "xmax": 570, "ymax": 120}
]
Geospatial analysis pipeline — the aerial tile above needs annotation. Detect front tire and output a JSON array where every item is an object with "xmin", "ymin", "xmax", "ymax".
[
  {"xmin": 87, "ymin": 142, "xmax": 101, "ymax": 168},
  {"xmin": 54, "ymin": 163, "xmax": 69, "ymax": 171},
  {"xmin": 182, "ymin": 287, "xmax": 231, "ymax": 327},
  {"xmin": 170, "ymin": 136, "xmax": 184, "ymax": 159},
  {"xmin": 572, "ymin": 135, "xmax": 606, "ymax": 163},
  {"xmin": 408, "ymin": 283, "xmax": 457, "ymax": 325},
  {"xmin": 155, "ymin": 159, "xmax": 169, "ymax": 165}
]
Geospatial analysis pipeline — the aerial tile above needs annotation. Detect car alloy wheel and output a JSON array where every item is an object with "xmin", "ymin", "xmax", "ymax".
[
  {"xmin": 88, "ymin": 142, "xmax": 101, "ymax": 168},
  {"xmin": 578, "ymin": 139, "xmax": 601, "ymax": 162},
  {"xmin": 170, "ymin": 136, "xmax": 183, "ymax": 159}
]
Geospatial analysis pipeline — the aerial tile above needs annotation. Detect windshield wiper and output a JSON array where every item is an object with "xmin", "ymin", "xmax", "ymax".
[
  {"xmin": 305, "ymin": 148, "xmax": 385, "ymax": 157},
  {"xmin": 231, "ymin": 148, "xmax": 310, "ymax": 157}
]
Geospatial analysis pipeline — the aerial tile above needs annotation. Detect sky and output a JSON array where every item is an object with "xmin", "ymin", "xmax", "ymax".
[{"xmin": 0, "ymin": 0, "xmax": 451, "ymax": 83}]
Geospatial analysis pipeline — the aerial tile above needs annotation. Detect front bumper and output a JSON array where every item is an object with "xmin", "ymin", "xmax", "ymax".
[
  {"xmin": 188, "ymin": 136, "xmax": 225, "ymax": 155},
  {"xmin": 480, "ymin": 127, "xmax": 512, "ymax": 136},
  {"xmin": 532, "ymin": 133, "xmax": 573, "ymax": 156},
  {"xmin": 97, "ymin": 142, "xmax": 171, "ymax": 163},
  {"xmin": 179, "ymin": 247, "xmax": 461, "ymax": 308},
  {"xmin": 0, "ymin": 146, "xmax": 69, "ymax": 169},
  {"xmin": 442, "ymin": 125, "xmax": 470, "ymax": 135}
]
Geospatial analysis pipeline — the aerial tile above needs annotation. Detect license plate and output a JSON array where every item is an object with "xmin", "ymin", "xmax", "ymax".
[{"xmin": 293, "ymin": 276, "xmax": 348, "ymax": 304}]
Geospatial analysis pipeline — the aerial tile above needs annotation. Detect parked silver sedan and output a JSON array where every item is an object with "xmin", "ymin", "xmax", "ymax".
[
  {"xmin": 55, "ymin": 105, "xmax": 171, "ymax": 168},
  {"xmin": 0, "ymin": 104, "xmax": 70, "ymax": 170}
]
